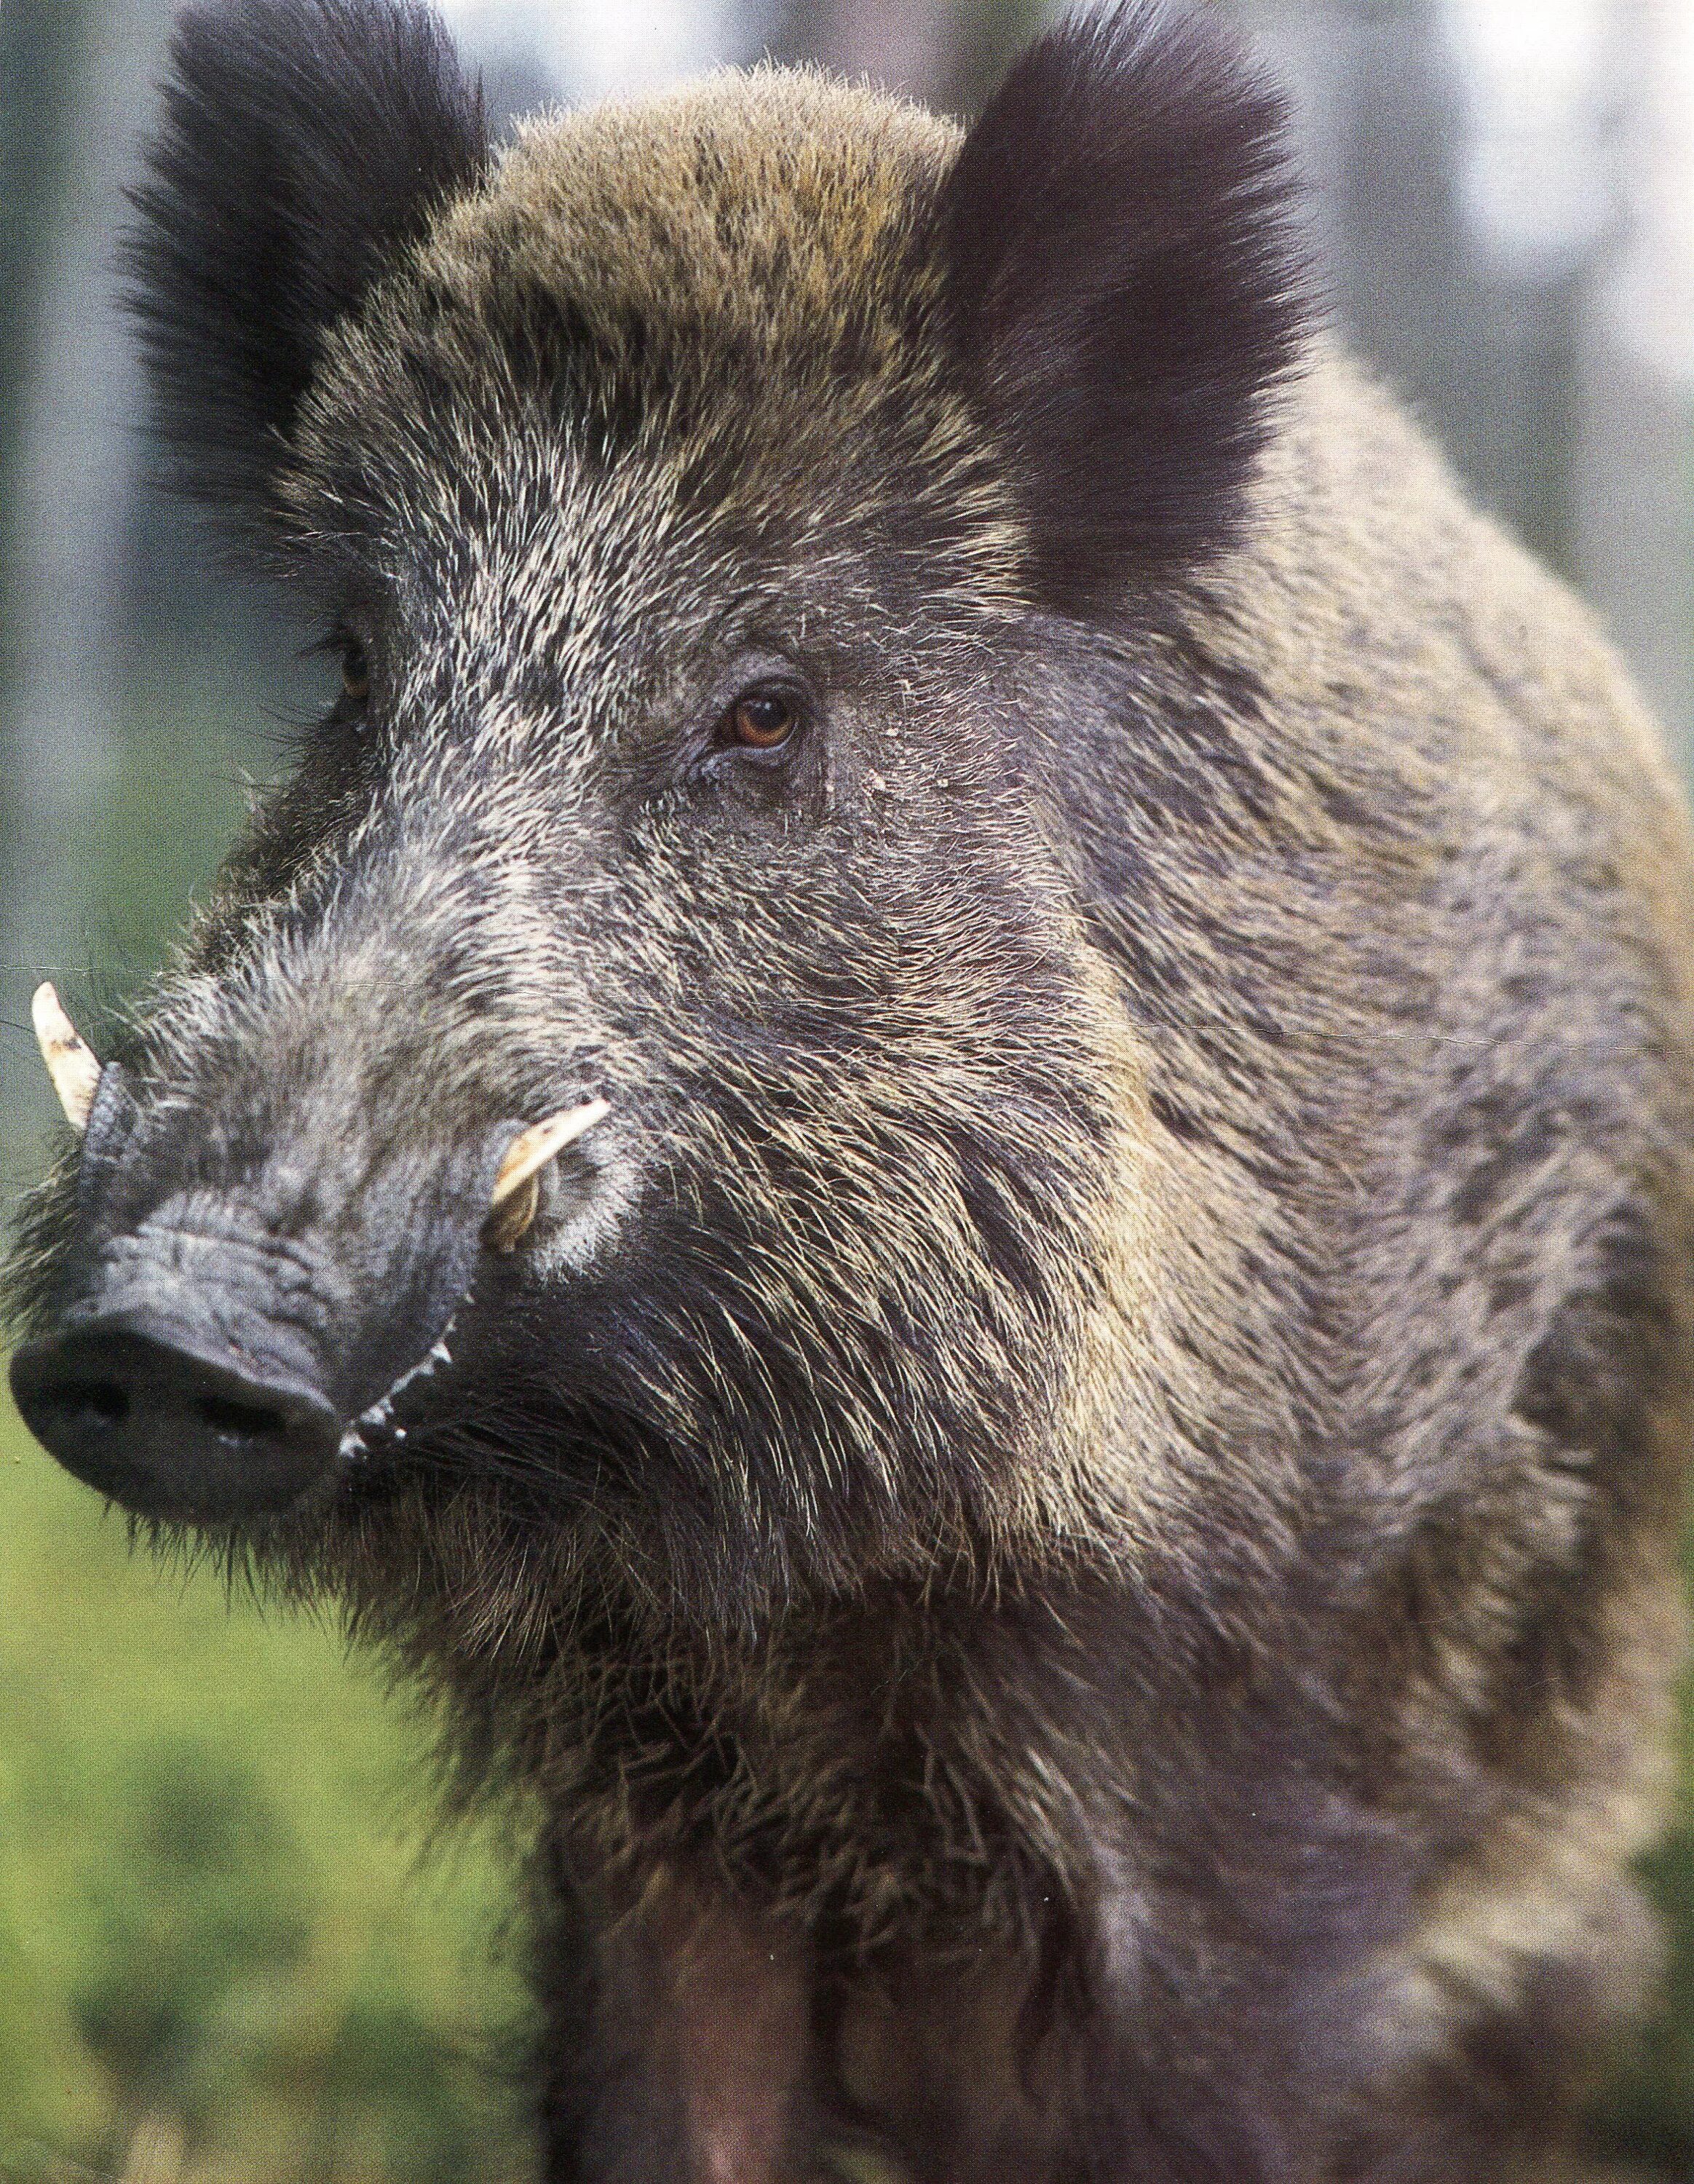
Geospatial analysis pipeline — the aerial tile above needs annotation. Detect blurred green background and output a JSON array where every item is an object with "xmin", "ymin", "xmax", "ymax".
[
  {"xmin": 0, "ymin": 1425, "xmax": 539, "ymax": 2184},
  {"xmin": 1, "ymin": 0, "xmax": 1691, "ymax": 2176}
]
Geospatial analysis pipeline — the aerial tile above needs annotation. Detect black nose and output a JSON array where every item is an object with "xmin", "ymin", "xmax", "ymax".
[{"xmin": 9, "ymin": 1313, "xmax": 341, "ymax": 1523}]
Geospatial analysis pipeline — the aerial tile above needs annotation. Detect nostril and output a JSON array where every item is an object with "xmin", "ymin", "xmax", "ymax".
[
  {"xmin": 196, "ymin": 1393, "xmax": 286, "ymax": 1444},
  {"xmin": 41, "ymin": 1377, "xmax": 130, "ymax": 1429}
]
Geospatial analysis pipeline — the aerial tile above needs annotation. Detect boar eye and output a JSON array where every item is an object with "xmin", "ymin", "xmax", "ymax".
[
  {"xmin": 721, "ymin": 687, "xmax": 799, "ymax": 751},
  {"xmin": 339, "ymin": 641, "xmax": 371, "ymax": 703}
]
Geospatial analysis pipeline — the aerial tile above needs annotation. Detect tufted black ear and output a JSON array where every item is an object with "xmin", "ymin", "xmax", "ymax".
[
  {"xmin": 125, "ymin": 0, "xmax": 486, "ymax": 537},
  {"xmin": 937, "ymin": 0, "xmax": 1308, "ymax": 612}
]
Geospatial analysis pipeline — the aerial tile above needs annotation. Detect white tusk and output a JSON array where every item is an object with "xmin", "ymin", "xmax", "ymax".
[
  {"xmin": 490, "ymin": 1100, "xmax": 611, "ymax": 1208},
  {"xmin": 486, "ymin": 1098, "xmax": 609, "ymax": 1253},
  {"xmin": 32, "ymin": 982, "xmax": 101, "ymax": 1134}
]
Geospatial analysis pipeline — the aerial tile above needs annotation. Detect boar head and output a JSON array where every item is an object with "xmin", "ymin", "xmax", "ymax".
[{"xmin": 8, "ymin": 0, "xmax": 1304, "ymax": 1641}]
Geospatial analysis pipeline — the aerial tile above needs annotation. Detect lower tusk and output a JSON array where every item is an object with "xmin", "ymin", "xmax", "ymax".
[
  {"xmin": 32, "ymin": 982, "xmax": 100, "ymax": 1134},
  {"xmin": 486, "ymin": 1098, "xmax": 610, "ymax": 1252}
]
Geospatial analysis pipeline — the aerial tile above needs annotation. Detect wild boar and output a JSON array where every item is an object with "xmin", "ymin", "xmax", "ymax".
[{"xmin": 9, "ymin": 1, "xmax": 1692, "ymax": 2177}]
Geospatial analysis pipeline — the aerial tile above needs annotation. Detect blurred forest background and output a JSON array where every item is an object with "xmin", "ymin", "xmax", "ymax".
[{"xmin": 1, "ymin": 0, "xmax": 1691, "ymax": 2177}]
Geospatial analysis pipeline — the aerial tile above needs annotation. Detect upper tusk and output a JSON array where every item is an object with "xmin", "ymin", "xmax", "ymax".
[
  {"xmin": 31, "ymin": 982, "xmax": 100, "ymax": 1135},
  {"xmin": 486, "ymin": 1099, "xmax": 609, "ymax": 1251},
  {"xmin": 490, "ymin": 1099, "xmax": 611, "ymax": 1211}
]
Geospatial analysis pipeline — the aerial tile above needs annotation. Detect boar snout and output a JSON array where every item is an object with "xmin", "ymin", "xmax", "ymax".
[
  {"xmin": 11, "ymin": 1186, "xmax": 370, "ymax": 1522},
  {"xmin": 10, "ymin": 1069, "xmax": 614, "ymax": 1524},
  {"xmin": 9, "ymin": 1299, "xmax": 341, "ymax": 1524}
]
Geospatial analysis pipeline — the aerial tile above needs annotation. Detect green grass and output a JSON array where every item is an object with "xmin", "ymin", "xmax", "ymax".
[{"xmin": 0, "ymin": 1394, "xmax": 537, "ymax": 2184}]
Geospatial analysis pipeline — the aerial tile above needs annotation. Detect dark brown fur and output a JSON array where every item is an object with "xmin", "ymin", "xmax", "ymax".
[{"xmin": 7, "ymin": 5, "xmax": 1691, "ymax": 2179}]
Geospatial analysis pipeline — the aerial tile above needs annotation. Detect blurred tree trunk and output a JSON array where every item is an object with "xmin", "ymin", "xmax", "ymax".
[
  {"xmin": 0, "ymin": 1, "xmax": 90, "ymax": 545},
  {"xmin": 1233, "ymin": 0, "xmax": 1690, "ymax": 769},
  {"xmin": 1, "ymin": 0, "xmax": 175, "ymax": 1171},
  {"xmin": 769, "ymin": 0, "xmax": 1042, "ymax": 111},
  {"xmin": 0, "ymin": 0, "xmax": 92, "ymax": 1107},
  {"xmin": 1235, "ymin": 0, "xmax": 1589, "ymax": 577},
  {"xmin": 1572, "ymin": 0, "xmax": 1694, "ymax": 771}
]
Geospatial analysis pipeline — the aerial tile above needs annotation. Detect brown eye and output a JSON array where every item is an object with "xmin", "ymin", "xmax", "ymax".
[
  {"xmin": 340, "ymin": 642, "xmax": 371, "ymax": 703},
  {"xmin": 727, "ymin": 689, "xmax": 798, "ymax": 750}
]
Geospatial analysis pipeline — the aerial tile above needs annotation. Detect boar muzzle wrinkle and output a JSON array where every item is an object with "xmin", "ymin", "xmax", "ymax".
[
  {"xmin": 31, "ymin": 981, "xmax": 100, "ymax": 1134},
  {"xmin": 486, "ymin": 1099, "xmax": 611, "ymax": 1253}
]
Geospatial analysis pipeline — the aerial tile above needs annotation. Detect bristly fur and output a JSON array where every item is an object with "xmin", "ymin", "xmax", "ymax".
[
  {"xmin": 10, "ymin": 2, "xmax": 1693, "ymax": 2178},
  {"xmin": 938, "ymin": 1, "xmax": 1308, "ymax": 609},
  {"xmin": 123, "ymin": 0, "xmax": 487, "ymax": 537}
]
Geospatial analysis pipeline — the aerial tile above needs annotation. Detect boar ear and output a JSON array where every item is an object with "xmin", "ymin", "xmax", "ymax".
[
  {"xmin": 125, "ymin": 0, "xmax": 486, "ymax": 532},
  {"xmin": 936, "ymin": 0, "xmax": 1307, "ymax": 611}
]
